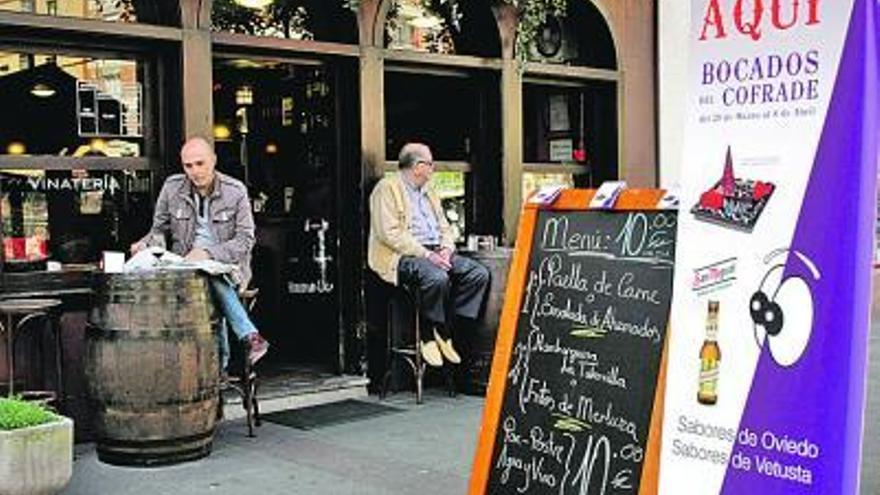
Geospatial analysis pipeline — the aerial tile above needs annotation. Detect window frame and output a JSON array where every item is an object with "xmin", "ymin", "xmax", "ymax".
[
  {"xmin": 0, "ymin": 15, "xmax": 179, "ymax": 172},
  {"xmin": 209, "ymin": 2, "xmax": 358, "ymax": 46},
  {"xmin": 0, "ymin": 1, "xmax": 180, "ymax": 27},
  {"xmin": 521, "ymin": 72, "xmax": 622, "ymax": 183}
]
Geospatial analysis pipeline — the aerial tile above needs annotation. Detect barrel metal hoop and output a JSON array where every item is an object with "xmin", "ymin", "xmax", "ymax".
[
  {"xmin": 91, "ymin": 388, "xmax": 219, "ymax": 407},
  {"xmin": 96, "ymin": 446, "xmax": 213, "ymax": 467},
  {"xmin": 96, "ymin": 432, "xmax": 214, "ymax": 467},
  {"xmin": 92, "ymin": 294, "xmax": 210, "ymax": 305},
  {"xmin": 97, "ymin": 429, "xmax": 215, "ymax": 450},
  {"xmin": 85, "ymin": 323, "xmax": 217, "ymax": 340}
]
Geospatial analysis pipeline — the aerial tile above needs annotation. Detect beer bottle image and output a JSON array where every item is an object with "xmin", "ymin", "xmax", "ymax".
[{"xmin": 698, "ymin": 300, "xmax": 721, "ymax": 405}]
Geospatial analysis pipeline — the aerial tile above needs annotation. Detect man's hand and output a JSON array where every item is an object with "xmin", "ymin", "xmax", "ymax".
[
  {"xmin": 426, "ymin": 250, "xmax": 452, "ymax": 271},
  {"xmin": 130, "ymin": 242, "xmax": 144, "ymax": 255},
  {"xmin": 185, "ymin": 248, "xmax": 211, "ymax": 262},
  {"xmin": 438, "ymin": 247, "xmax": 454, "ymax": 264}
]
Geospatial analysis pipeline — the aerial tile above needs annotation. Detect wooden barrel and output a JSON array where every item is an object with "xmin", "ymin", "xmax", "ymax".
[
  {"xmin": 85, "ymin": 270, "xmax": 219, "ymax": 467},
  {"xmin": 460, "ymin": 248, "xmax": 513, "ymax": 395}
]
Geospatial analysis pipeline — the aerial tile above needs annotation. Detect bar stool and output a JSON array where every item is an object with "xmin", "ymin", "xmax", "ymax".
[
  {"xmin": 379, "ymin": 281, "xmax": 455, "ymax": 404},
  {"xmin": 0, "ymin": 298, "xmax": 64, "ymax": 408},
  {"xmin": 219, "ymin": 288, "xmax": 261, "ymax": 437}
]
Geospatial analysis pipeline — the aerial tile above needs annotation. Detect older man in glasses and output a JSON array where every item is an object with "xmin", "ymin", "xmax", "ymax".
[{"xmin": 368, "ymin": 142, "xmax": 490, "ymax": 368}]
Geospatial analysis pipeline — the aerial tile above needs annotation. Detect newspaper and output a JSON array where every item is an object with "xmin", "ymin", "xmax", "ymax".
[{"xmin": 124, "ymin": 247, "xmax": 235, "ymax": 277}]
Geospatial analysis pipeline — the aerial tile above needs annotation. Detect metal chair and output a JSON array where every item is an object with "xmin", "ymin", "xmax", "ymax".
[
  {"xmin": 379, "ymin": 281, "xmax": 455, "ymax": 404},
  {"xmin": 218, "ymin": 288, "xmax": 261, "ymax": 437}
]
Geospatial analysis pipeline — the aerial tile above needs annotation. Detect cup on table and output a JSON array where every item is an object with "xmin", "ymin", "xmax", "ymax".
[
  {"xmin": 102, "ymin": 251, "xmax": 125, "ymax": 273},
  {"xmin": 467, "ymin": 235, "xmax": 479, "ymax": 252},
  {"xmin": 477, "ymin": 235, "xmax": 496, "ymax": 251}
]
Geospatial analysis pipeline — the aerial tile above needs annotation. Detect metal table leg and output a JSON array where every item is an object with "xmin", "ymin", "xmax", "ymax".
[
  {"xmin": 3, "ymin": 313, "xmax": 12, "ymax": 397},
  {"xmin": 52, "ymin": 311, "xmax": 65, "ymax": 411}
]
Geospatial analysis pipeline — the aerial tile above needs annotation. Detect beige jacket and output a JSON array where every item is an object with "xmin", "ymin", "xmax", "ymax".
[{"xmin": 368, "ymin": 174, "xmax": 455, "ymax": 285}]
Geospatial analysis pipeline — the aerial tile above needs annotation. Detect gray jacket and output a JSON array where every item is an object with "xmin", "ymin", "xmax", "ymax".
[{"xmin": 138, "ymin": 172, "xmax": 255, "ymax": 287}]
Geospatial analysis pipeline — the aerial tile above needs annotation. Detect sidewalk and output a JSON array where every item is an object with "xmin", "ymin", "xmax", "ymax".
[
  {"xmin": 58, "ymin": 318, "xmax": 880, "ymax": 495},
  {"xmin": 63, "ymin": 391, "xmax": 485, "ymax": 495},
  {"xmin": 861, "ymin": 312, "xmax": 880, "ymax": 495}
]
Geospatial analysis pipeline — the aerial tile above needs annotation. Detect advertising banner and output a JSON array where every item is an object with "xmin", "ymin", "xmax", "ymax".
[{"xmin": 659, "ymin": 1, "xmax": 879, "ymax": 494}]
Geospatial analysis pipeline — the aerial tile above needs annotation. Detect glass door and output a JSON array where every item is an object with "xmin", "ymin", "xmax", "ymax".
[{"xmin": 213, "ymin": 57, "xmax": 340, "ymax": 367}]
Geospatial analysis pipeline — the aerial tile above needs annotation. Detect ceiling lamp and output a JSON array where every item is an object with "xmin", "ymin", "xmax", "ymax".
[
  {"xmin": 235, "ymin": 85, "xmax": 254, "ymax": 105},
  {"xmin": 234, "ymin": 0, "xmax": 273, "ymax": 9},
  {"xmin": 89, "ymin": 139, "xmax": 108, "ymax": 153},
  {"xmin": 213, "ymin": 124, "xmax": 232, "ymax": 141},
  {"xmin": 30, "ymin": 83, "xmax": 56, "ymax": 98},
  {"xmin": 6, "ymin": 142, "xmax": 27, "ymax": 155}
]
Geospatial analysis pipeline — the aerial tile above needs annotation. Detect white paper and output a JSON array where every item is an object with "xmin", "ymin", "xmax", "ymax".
[
  {"xmin": 588, "ymin": 180, "xmax": 627, "ymax": 209},
  {"xmin": 124, "ymin": 247, "xmax": 235, "ymax": 276}
]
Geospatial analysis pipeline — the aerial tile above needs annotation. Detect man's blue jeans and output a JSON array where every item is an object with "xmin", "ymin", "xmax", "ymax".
[{"xmin": 209, "ymin": 277, "xmax": 258, "ymax": 371}]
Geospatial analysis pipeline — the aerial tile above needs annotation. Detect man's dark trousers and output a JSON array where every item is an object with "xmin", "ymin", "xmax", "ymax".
[{"xmin": 397, "ymin": 254, "xmax": 490, "ymax": 336}]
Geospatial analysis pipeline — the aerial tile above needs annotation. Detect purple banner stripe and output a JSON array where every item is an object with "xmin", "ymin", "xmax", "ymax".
[{"xmin": 722, "ymin": 0, "xmax": 880, "ymax": 493}]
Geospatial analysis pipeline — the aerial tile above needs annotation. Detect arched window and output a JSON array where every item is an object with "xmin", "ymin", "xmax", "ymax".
[
  {"xmin": 212, "ymin": 0, "xmax": 357, "ymax": 44},
  {"xmin": 384, "ymin": 0, "xmax": 500, "ymax": 58},
  {"xmin": 0, "ymin": 0, "xmax": 179, "ymax": 26},
  {"xmin": 527, "ymin": 0, "xmax": 616, "ymax": 69},
  {"xmin": 521, "ymin": 1, "xmax": 619, "ymax": 199}
]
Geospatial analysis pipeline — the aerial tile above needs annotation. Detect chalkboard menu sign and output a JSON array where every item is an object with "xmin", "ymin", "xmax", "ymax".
[{"xmin": 470, "ymin": 189, "xmax": 676, "ymax": 495}]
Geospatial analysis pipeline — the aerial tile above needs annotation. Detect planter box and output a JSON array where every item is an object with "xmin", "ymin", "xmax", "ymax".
[{"xmin": 0, "ymin": 417, "xmax": 73, "ymax": 495}]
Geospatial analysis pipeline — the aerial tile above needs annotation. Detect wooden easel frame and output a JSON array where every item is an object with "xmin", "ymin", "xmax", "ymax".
[{"xmin": 469, "ymin": 188, "xmax": 671, "ymax": 495}]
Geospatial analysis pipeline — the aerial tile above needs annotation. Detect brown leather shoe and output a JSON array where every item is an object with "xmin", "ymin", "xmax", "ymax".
[{"xmin": 247, "ymin": 333, "xmax": 269, "ymax": 365}]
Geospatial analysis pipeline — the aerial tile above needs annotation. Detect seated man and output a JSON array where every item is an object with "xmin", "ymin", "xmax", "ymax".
[
  {"xmin": 131, "ymin": 136, "xmax": 269, "ymax": 369},
  {"xmin": 368, "ymin": 142, "xmax": 490, "ymax": 367}
]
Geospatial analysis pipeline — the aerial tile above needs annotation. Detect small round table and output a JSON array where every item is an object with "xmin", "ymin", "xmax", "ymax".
[{"xmin": 0, "ymin": 298, "xmax": 64, "ymax": 407}]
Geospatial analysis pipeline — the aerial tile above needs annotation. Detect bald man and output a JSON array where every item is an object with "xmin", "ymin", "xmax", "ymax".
[
  {"xmin": 132, "ymin": 137, "xmax": 269, "ymax": 368},
  {"xmin": 369, "ymin": 143, "xmax": 489, "ymax": 368}
]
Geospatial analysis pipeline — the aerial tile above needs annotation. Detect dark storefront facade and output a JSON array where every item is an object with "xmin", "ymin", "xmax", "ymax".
[{"xmin": 0, "ymin": 0, "xmax": 656, "ymax": 428}]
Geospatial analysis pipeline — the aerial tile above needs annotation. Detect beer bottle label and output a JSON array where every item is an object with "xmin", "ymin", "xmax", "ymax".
[{"xmin": 699, "ymin": 358, "xmax": 719, "ymax": 395}]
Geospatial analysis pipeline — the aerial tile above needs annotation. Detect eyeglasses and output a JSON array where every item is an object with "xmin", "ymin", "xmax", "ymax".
[{"xmin": 418, "ymin": 160, "xmax": 435, "ymax": 168}]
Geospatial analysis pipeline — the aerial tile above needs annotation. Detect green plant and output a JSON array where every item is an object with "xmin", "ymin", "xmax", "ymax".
[
  {"xmin": 507, "ymin": 0, "xmax": 568, "ymax": 66},
  {"xmin": 0, "ymin": 397, "xmax": 59, "ymax": 431},
  {"xmin": 344, "ymin": 0, "xmax": 568, "ymax": 66}
]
